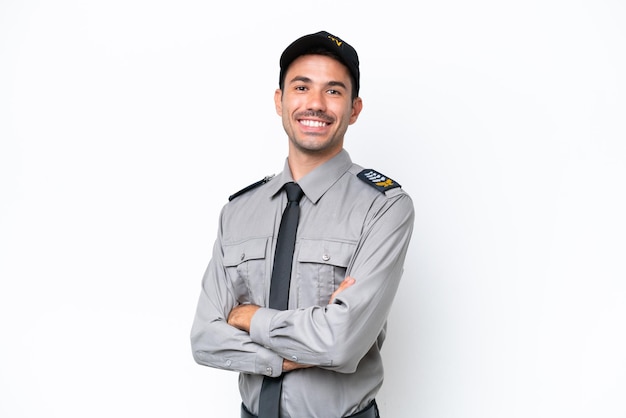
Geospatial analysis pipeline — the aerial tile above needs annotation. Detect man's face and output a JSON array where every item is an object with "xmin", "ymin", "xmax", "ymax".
[{"xmin": 275, "ymin": 54, "xmax": 362, "ymax": 159}]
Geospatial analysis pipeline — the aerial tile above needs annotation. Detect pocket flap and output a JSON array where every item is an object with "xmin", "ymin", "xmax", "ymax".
[
  {"xmin": 223, "ymin": 237, "xmax": 268, "ymax": 267},
  {"xmin": 298, "ymin": 239, "xmax": 356, "ymax": 267}
]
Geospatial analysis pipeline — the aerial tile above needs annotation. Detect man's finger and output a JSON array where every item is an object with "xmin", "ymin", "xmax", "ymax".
[{"xmin": 329, "ymin": 276, "xmax": 356, "ymax": 304}]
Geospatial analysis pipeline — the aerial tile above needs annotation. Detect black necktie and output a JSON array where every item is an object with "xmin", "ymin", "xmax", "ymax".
[{"xmin": 258, "ymin": 182, "xmax": 304, "ymax": 417}]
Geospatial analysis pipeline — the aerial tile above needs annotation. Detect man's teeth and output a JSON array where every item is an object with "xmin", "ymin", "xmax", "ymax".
[{"xmin": 301, "ymin": 120, "xmax": 327, "ymax": 127}]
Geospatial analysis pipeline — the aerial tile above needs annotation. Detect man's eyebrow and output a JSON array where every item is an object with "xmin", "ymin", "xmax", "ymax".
[
  {"xmin": 288, "ymin": 76, "xmax": 313, "ymax": 84},
  {"xmin": 288, "ymin": 76, "xmax": 348, "ymax": 90},
  {"xmin": 327, "ymin": 80, "xmax": 348, "ymax": 90}
]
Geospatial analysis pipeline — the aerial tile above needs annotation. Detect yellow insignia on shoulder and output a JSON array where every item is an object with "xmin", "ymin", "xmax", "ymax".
[{"xmin": 357, "ymin": 169, "xmax": 401, "ymax": 193}]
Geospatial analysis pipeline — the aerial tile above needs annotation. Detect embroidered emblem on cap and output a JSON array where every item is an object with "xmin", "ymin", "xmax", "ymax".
[
  {"xmin": 327, "ymin": 34, "xmax": 343, "ymax": 47},
  {"xmin": 357, "ymin": 169, "xmax": 401, "ymax": 193}
]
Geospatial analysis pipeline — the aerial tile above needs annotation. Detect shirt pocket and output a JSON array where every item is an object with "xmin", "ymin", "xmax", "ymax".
[
  {"xmin": 296, "ymin": 239, "xmax": 356, "ymax": 306},
  {"xmin": 223, "ymin": 237, "xmax": 269, "ymax": 305}
]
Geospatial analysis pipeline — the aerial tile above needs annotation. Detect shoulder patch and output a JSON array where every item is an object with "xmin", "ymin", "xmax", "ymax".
[
  {"xmin": 357, "ymin": 169, "xmax": 401, "ymax": 193},
  {"xmin": 228, "ymin": 175, "xmax": 275, "ymax": 201}
]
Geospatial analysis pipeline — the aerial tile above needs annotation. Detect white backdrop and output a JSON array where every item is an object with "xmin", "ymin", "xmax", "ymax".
[{"xmin": 1, "ymin": 1, "xmax": 625, "ymax": 417}]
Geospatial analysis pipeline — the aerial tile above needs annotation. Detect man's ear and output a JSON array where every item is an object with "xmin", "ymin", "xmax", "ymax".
[
  {"xmin": 274, "ymin": 89, "xmax": 283, "ymax": 116},
  {"xmin": 349, "ymin": 97, "xmax": 363, "ymax": 125}
]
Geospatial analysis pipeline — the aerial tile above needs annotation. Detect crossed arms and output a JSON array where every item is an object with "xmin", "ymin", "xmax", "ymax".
[
  {"xmin": 191, "ymin": 192, "xmax": 414, "ymax": 376},
  {"xmin": 227, "ymin": 277, "xmax": 356, "ymax": 371}
]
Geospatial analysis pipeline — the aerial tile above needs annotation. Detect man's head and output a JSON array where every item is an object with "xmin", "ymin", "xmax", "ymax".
[
  {"xmin": 279, "ymin": 31, "xmax": 360, "ymax": 100},
  {"xmin": 275, "ymin": 31, "xmax": 363, "ymax": 166}
]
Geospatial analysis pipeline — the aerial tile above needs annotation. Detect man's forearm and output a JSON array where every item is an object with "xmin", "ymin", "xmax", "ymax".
[
  {"xmin": 228, "ymin": 277, "xmax": 355, "ymax": 333},
  {"xmin": 226, "ymin": 277, "xmax": 356, "ymax": 372},
  {"xmin": 228, "ymin": 305, "xmax": 312, "ymax": 372}
]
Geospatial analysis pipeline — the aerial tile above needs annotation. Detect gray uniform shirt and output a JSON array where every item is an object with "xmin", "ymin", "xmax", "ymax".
[{"xmin": 191, "ymin": 150, "xmax": 415, "ymax": 417}]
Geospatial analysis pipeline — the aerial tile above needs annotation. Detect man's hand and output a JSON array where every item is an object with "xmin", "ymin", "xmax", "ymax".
[
  {"xmin": 329, "ymin": 276, "xmax": 356, "ymax": 304},
  {"xmin": 227, "ymin": 304, "xmax": 260, "ymax": 333},
  {"xmin": 282, "ymin": 359, "xmax": 314, "ymax": 372}
]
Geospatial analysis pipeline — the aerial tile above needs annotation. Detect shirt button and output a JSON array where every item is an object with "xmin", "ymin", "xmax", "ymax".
[
  {"xmin": 291, "ymin": 356, "xmax": 298, "ymax": 362},
  {"xmin": 240, "ymin": 253, "xmax": 245, "ymax": 260},
  {"xmin": 322, "ymin": 254, "xmax": 330, "ymax": 261},
  {"xmin": 265, "ymin": 367, "xmax": 273, "ymax": 376},
  {"xmin": 225, "ymin": 359, "xmax": 232, "ymax": 367}
]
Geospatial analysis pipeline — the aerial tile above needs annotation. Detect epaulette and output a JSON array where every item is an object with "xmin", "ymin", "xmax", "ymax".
[
  {"xmin": 357, "ymin": 169, "xmax": 401, "ymax": 193},
  {"xmin": 228, "ymin": 175, "xmax": 275, "ymax": 201}
]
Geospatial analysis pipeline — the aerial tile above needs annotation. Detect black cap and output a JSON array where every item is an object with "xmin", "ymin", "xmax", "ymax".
[{"xmin": 279, "ymin": 31, "xmax": 360, "ymax": 96}]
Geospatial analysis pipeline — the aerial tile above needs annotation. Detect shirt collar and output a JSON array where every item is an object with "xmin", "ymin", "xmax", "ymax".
[{"xmin": 269, "ymin": 149, "xmax": 353, "ymax": 204}]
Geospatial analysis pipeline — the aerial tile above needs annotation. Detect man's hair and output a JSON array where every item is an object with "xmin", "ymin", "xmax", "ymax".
[{"xmin": 279, "ymin": 48, "xmax": 359, "ymax": 101}]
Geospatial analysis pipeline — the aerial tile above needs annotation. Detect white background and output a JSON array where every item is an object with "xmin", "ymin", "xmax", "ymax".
[{"xmin": 1, "ymin": 1, "xmax": 625, "ymax": 417}]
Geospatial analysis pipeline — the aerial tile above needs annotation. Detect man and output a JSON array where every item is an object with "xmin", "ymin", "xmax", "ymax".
[{"xmin": 191, "ymin": 31, "xmax": 414, "ymax": 418}]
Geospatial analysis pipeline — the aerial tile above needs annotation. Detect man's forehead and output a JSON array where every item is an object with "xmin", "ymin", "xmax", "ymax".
[{"xmin": 284, "ymin": 55, "xmax": 352, "ymax": 82}]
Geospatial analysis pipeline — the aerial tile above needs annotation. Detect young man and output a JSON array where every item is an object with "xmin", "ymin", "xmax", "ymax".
[{"xmin": 191, "ymin": 31, "xmax": 414, "ymax": 418}]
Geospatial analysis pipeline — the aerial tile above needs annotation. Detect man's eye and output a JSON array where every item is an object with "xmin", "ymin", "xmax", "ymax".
[
  {"xmin": 327, "ymin": 89, "xmax": 340, "ymax": 95},
  {"xmin": 295, "ymin": 86, "xmax": 307, "ymax": 91}
]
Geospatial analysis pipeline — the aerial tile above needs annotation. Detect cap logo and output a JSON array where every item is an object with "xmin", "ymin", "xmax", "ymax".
[{"xmin": 327, "ymin": 35, "xmax": 343, "ymax": 47}]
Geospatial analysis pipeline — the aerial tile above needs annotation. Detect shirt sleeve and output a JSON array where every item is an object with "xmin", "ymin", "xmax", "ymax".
[
  {"xmin": 190, "ymin": 208, "xmax": 283, "ymax": 378},
  {"xmin": 249, "ymin": 191, "xmax": 415, "ymax": 373}
]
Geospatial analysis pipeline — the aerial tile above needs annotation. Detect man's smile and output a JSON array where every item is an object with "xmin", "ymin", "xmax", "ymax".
[{"xmin": 299, "ymin": 119, "xmax": 330, "ymax": 128}]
